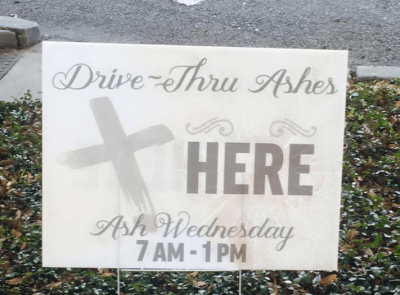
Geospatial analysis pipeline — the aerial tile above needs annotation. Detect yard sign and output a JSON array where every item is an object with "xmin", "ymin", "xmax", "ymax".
[{"xmin": 43, "ymin": 42, "xmax": 348, "ymax": 270}]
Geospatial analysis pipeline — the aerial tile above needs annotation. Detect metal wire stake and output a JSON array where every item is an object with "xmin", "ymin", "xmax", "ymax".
[
  {"xmin": 117, "ymin": 268, "xmax": 120, "ymax": 295},
  {"xmin": 239, "ymin": 269, "xmax": 242, "ymax": 295},
  {"xmin": 117, "ymin": 187, "xmax": 121, "ymax": 295}
]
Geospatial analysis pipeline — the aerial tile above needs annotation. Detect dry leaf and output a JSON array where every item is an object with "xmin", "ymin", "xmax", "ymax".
[
  {"xmin": 45, "ymin": 282, "xmax": 62, "ymax": 289},
  {"xmin": 0, "ymin": 260, "xmax": 9, "ymax": 270},
  {"xmin": 20, "ymin": 242, "xmax": 26, "ymax": 250},
  {"xmin": 392, "ymin": 203, "xmax": 400, "ymax": 208},
  {"xmin": 388, "ymin": 144, "xmax": 396, "ymax": 148},
  {"xmin": 385, "ymin": 199, "xmax": 393, "ymax": 211},
  {"xmin": 194, "ymin": 281, "xmax": 207, "ymax": 287},
  {"xmin": 365, "ymin": 248, "xmax": 374, "ymax": 257},
  {"xmin": 61, "ymin": 272, "xmax": 76, "ymax": 283},
  {"xmin": 101, "ymin": 272, "xmax": 116, "ymax": 277},
  {"xmin": 365, "ymin": 162, "xmax": 375, "ymax": 168},
  {"xmin": 6, "ymin": 277, "xmax": 22, "ymax": 285},
  {"xmin": 346, "ymin": 78, "xmax": 354, "ymax": 90},
  {"xmin": 15, "ymin": 191, "xmax": 25, "ymax": 197},
  {"xmin": 374, "ymin": 80, "xmax": 389, "ymax": 88},
  {"xmin": 97, "ymin": 268, "xmax": 105, "ymax": 273},
  {"xmin": 396, "ymin": 100, "xmax": 400, "ymax": 108},
  {"xmin": 0, "ymin": 159, "xmax": 13, "ymax": 166},
  {"xmin": 346, "ymin": 230, "xmax": 359, "ymax": 241},
  {"xmin": 0, "ymin": 149, "xmax": 9, "ymax": 156},
  {"xmin": 189, "ymin": 271, "xmax": 198, "ymax": 280},
  {"xmin": 379, "ymin": 97, "xmax": 387, "ymax": 107},
  {"xmin": 15, "ymin": 210, "xmax": 21, "ymax": 220},
  {"xmin": 13, "ymin": 230, "xmax": 22, "ymax": 239},
  {"xmin": 341, "ymin": 244, "xmax": 350, "ymax": 251},
  {"xmin": 34, "ymin": 282, "xmax": 42, "ymax": 290},
  {"xmin": 320, "ymin": 274, "xmax": 337, "ymax": 285},
  {"xmin": 13, "ymin": 219, "xmax": 22, "ymax": 230}
]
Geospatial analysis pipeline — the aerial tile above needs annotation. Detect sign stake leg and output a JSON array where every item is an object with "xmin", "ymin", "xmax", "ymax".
[
  {"xmin": 239, "ymin": 269, "xmax": 242, "ymax": 295},
  {"xmin": 117, "ymin": 268, "xmax": 120, "ymax": 294}
]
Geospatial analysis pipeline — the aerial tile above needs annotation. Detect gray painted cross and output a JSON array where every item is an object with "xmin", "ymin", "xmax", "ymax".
[{"xmin": 61, "ymin": 96, "xmax": 174, "ymax": 217}]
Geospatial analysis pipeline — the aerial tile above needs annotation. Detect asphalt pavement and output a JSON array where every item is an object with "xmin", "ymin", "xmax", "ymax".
[{"xmin": 0, "ymin": 0, "xmax": 399, "ymax": 68}]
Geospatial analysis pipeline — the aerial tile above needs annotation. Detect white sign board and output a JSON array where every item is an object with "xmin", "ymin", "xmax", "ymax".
[{"xmin": 43, "ymin": 42, "xmax": 347, "ymax": 270}]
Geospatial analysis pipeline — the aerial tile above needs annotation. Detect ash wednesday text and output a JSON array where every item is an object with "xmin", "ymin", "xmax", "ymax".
[{"xmin": 90, "ymin": 212, "xmax": 294, "ymax": 251}]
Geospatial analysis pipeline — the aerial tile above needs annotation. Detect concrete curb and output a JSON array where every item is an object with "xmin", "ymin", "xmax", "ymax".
[
  {"xmin": 0, "ymin": 30, "xmax": 17, "ymax": 48},
  {"xmin": 0, "ymin": 16, "xmax": 40, "ymax": 49},
  {"xmin": 356, "ymin": 66, "xmax": 400, "ymax": 81}
]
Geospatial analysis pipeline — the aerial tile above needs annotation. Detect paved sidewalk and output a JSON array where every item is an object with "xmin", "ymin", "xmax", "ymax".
[{"xmin": 0, "ymin": 43, "xmax": 42, "ymax": 102}]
